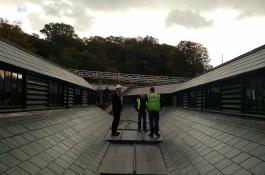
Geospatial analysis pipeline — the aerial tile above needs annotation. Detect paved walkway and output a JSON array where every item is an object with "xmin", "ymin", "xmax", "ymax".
[{"xmin": 0, "ymin": 107, "xmax": 265, "ymax": 175}]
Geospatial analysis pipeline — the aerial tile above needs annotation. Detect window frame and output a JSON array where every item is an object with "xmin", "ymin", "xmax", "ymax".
[
  {"xmin": 0, "ymin": 68, "xmax": 24, "ymax": 109},
  {"xmin": 48, "ymin": 81, "xmax": 64, "ymax": 107}
]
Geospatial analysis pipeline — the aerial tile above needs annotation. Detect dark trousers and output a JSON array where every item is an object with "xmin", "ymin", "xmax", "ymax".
[
  {"xmin": 138, "ymin": 111, "xmax": 147, "ymax": 130},
  {"xmin": 148, "ymin": 111, "xmax": 159, "ymax": 134},
  {"xmin": 112, "ymin": 112, "xmax": 120, "ymax": 134}
]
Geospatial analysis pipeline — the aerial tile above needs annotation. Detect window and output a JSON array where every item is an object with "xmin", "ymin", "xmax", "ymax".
[
  {"xmin": 245, "ymin": 75, "xmax": 265, "ymax": 113},
  {"xmin": 0, "ymin": 70, "xmax": 4, "ymax": 106},
  {"xmin": 88, "ymin": 90, "xmax": 96, "ymax": 105},
  {"xmin": 0, "ymin": 69, "xmax": 24, "ymax": 109},
  {"xmin": 205, "ymin": 86, "xmax": 221, "ymax": 110},
  {"xmin": 176, "ymin": 93, "xmax": 183, "ymax": 107},
  {"xmin": 74, "ymin": 87, "xmax": 82, "ymax": 105},
  {"xmin": 189, "ymin": 91, "xmax": 196, "ymax": 108},
  {"xmin": 49, "ymin": 82, "xmax": 64, "ymax": 106}
]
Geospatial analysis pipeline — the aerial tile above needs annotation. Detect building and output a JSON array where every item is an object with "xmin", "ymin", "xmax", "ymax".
[
  {"xmin": 124, "ymin": 44, "xmax": 265, "ymax": 117},
  {"xmin": 0, "ymin": 38, "xmax": 96, "ymax": 112}
]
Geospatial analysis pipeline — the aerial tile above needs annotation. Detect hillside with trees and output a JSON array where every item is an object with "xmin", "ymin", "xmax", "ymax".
[{"xmin": 0, "ymin": 19, "xmax": 212, "ymax": 78}]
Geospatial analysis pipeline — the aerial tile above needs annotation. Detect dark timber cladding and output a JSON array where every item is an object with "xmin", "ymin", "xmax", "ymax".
[
  {"xmin": 174, "ymin": 44, "xmax": 265, "ymax": 116},
  {"xmin": 123, "ymin": 44, "xmax": 265, "ymax": 117},
  {"xmin": 0, "ymin": 38, "xmax": 95, "ymax": 112}
]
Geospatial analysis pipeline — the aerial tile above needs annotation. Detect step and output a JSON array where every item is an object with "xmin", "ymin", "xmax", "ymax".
[
  {"xmin": 105, "ymin": 130, "xmax": 163, "ymax": 144},
  {"xmin": 100, "ymin": 144, "xmax": 167, "ymax": 175}
]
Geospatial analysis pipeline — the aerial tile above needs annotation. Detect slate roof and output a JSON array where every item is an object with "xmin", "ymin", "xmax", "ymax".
[
  {"xmin": 1, "ymin": 106, "xmax": 265, "ymax": 174},
  {"xmin": 123, "ymin": 107, "xmax": 265, "ymax": 175},
  {"xmin": 123, "ymin": 83, "xmax": 180, "ymax": 96},
  {"xmin": 175, "ymin": 44, "xmax": 265, "ymax": 91},
  {"xmin": 0, "ymin": 107, "xmax": 111, "ymax": 175},
  {"xmin": 0, "ymin": 39, "xmax": 94, "ymax": 89}
]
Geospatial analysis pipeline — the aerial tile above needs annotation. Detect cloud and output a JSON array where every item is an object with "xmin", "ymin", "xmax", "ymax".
[
  {"xmin": 166, "ymin": 10, "xmax": 213, "ymax": 28},
  {"xmin": 27, "ymin": 0, "xmax": 94, "ymax": 32},
  {"xmin": 2, "ymin": 0, "xmax": 265, "ymax": 18},
  {"xmin": 2, "ymin": 0, "xmax": 265, "ymax": 33},
  {"xmin": 65, "ymin": 6, "xmax": 94, "ymax": 32},
  {"xmin": 76, "ymin": 0, "xmax": 149, "ymax": 11},
  {"xmin": 73, "ymin": 0, "xmax": 265, "ymax": 19}
]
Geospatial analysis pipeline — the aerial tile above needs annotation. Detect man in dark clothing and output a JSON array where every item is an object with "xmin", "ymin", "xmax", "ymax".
[
  {"xmin": 135, "ymin": 94, "xmax": 148, "ymax": 132},
  {"xmin": 111, "ymin": 85, "xmax": 122, "ymax": 136}
]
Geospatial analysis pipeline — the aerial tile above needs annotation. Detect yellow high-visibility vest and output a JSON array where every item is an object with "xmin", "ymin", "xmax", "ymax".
[
  {"xmin": 147, "ymin": 93, "xmax": 160, "ymax": 111},
  {"xmin": 136, "ymin": 97, "xmax": 147, "ymax": 110}
]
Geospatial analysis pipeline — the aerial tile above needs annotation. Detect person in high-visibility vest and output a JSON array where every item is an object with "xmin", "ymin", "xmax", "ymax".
[
  {"xmin": 147, "ymin": 87, "xmax": 163, "ymax": 137},
  {"xmin": 135, "ymin": 94, "xmax": 148, "ymax": 132}
]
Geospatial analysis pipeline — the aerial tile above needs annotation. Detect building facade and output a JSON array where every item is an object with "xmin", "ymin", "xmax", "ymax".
[
  {"xmin": 124, "ymin": 44, "xmax": 265, "ymax": 117},
  {"xmin": 0, "ymin": 39, "xmax": 96, "ymax": 112}
]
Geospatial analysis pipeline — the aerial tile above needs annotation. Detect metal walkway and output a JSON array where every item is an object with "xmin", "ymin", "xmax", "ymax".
[{"xmin": 100, "ymin": 125, "xmax": 167, "ymax": 175}]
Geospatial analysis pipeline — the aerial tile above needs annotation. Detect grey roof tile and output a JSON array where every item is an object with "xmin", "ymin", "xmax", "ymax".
[
  {"xmin": 250, "ymin": 162, "xmax": 265, "ymax": 175},
  {"xmin": 19, "ymin": 161, "xmax": 40, "ymax": 175},
  {"xmin": 6, "ymin": 167, "xmax": 29, "ymax": 175},
  {"xmin": 240, "ymin": 157, "xmax": 263, "ymax": 170}
]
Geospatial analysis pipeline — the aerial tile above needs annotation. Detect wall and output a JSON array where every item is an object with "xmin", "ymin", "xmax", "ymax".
[{"xmin": 175, "ymin": 68, "xmax": 265, "ymax": 117}]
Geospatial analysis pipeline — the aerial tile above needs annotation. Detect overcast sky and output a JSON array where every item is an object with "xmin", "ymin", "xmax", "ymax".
[{"xmin": 1, "ymin": 0, "xmax": 265, "ymax": 67}]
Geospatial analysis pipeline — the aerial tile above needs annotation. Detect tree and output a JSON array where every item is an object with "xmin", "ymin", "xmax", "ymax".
[
  {"xmin": 0, "ymin": 19, "xmax": 212, "ymax": 78},
  {"xmin": 0, "ymin": 18, "xmax": 31, "ymax": 49},
  {"xmin": 177, "ymin": 41, "xmax": 210, "ymax": 77},
  {"xmin": 40, "ymin": 22, "xmax": 79, "ymax": 46}
]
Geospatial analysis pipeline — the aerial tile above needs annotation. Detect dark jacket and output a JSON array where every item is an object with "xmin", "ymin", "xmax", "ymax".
[
  {"xmin": 135, "ymin": 97, "xmax": 147, "ymax": 112},
  {"xmin": 112, "ymin": 92, "xmax": 122, "ymax": 114}
]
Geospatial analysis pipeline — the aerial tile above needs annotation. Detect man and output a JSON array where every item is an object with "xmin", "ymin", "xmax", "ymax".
[
  {"xmin": 147, "ymin": 87, "xmax": 162, "ymax": 137},
  {"xmin": 135, "ymin": 94, "xmax": 147, "ymax": 132},
  {"xmin": 111, "ymin": 85, "xmax": 123, "ymax": 136}
]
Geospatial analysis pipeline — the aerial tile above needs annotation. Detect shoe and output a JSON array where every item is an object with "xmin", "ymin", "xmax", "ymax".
[
  {"xmin": 155, "ymin": 133, "xmax": 160, "ymax": 137},
  {"xmin": 137, "ymin": 128, "xmax": 141, "ymax": 132},
  {"xmin": 149, "ymin": 133, "xmax": 154, "ymax": 137},
  {"xmin": 143, "ymin": 129, "xmax": 148, "ymax": 132},
  {"xmin": 111, "ymin": 132, "xmax": 120, "ymax": 136}
]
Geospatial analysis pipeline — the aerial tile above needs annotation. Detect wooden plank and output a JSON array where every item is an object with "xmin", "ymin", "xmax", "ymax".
[
  {"xmin": 136, "ymin": 145, "xmax": 167, "ymax": 175},
  {"xmin": 100, "ymin": 144, "xmax": 134, "ymax": 174},
  {"xmin": 105, "ymin": 130, "xmax": 162, "ymax": 144}
]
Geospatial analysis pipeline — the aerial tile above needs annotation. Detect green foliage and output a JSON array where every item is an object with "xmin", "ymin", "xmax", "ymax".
[
  {"xmin": 177, "ymin": 41, "xmax": 212, "ymax": 77},
  {"xmin": 0, "ymin": 19, "xmax": 212, "ymax": 78},
  {"xmin": 0, "ymin": 18, "xmax": 31, "ymax": 49}
]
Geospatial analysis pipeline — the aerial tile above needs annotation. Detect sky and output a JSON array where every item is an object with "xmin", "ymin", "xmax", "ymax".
[{"xmin": 0, "ymin": 0, "xmax": 265, "ymax": 67}]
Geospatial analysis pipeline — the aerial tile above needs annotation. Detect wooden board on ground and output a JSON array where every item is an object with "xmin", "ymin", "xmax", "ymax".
[
  {"xmin": 136, "ymin": 145, "xmax": 167, "ymax": 175},
  {"xmin": 100, "ymin": 144, "xmax": 134, "ymax": 174}
]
